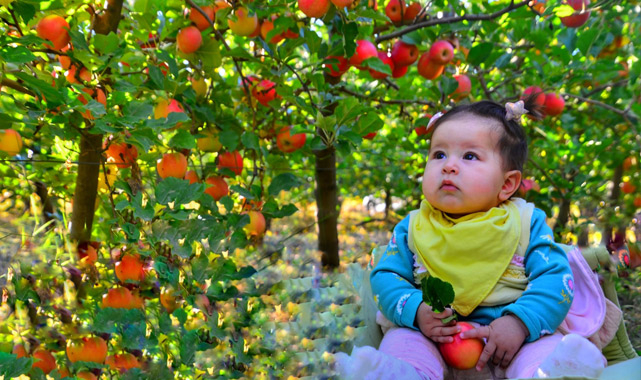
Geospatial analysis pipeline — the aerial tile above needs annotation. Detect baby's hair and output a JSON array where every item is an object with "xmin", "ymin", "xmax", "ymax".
[{"xmin": 429, "ymin": 94, "xmax": 543, "ymax": 173}]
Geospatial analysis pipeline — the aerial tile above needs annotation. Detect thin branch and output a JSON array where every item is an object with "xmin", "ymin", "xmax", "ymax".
[
  {"xmin": 376, "ymin": 1, "xmax": 529, "ymax": 43},
  {"xmin": 339, "ymin": 87, "xmax": 435, "ymax": 107},
  {"xmin": 528, "ymin": 156, "xmax": 564, "ymax": 195},
  {"xmin": 563, "ymin": 93, "xmax": 637, "ymax": 121},
  {"xmin": 1, "ymin": 78, "xmax": 35, "ymax": 96},
  {"xmin": 476, "ymin": 69, "xmax": 494, "ymax": 101},
  {"xmin": 8, "ymin": 7, "xmax": 24, "ymax": 36}
]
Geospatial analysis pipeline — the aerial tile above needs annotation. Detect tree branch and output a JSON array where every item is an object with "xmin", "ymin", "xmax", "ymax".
[
  {"xmin": 376, "ymin": 1, "xmax": 529, "ymax": 43},
  {"xmin": 1, "ymin": 78, "xmax": 35, "ymax": 96},
  {"xmin": 563, "ymin": 93, "xmax": 638, "ymax": 122},
  {"xmin": 339, "ymin": 87, "xmax": 435, "ymax": 107}
]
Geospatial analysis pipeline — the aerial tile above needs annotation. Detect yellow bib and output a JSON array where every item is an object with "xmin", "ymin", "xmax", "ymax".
[{"xmin": 409, "ymin": 200, "xmax": 521, "ymax": 316}]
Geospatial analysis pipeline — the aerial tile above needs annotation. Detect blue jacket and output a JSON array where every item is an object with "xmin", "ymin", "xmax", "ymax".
[{"xmin": 370, "ymin": 208, "xmax": 574, "ymax": 343}]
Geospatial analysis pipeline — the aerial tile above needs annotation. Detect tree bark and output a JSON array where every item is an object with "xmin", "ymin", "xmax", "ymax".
[
  {"xmin": 70, "ymin": 133, "xmax": 103, "ymax": 241},
  {"xmin": 69, "ymin": 0, "xmax": 123, "ymax": 242},
  {"xmin": 601, "ymin": 165, "xmax": 625, "ymax": 246},
  {"xmin": 314, "ymin": 145, "xmax": 339, "ymax": 268}
]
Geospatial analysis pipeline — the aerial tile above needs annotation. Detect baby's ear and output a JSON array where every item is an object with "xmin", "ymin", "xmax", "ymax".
[{"xmin": 499, "ymin": 170, "xmax": 522, "ymax": 201}]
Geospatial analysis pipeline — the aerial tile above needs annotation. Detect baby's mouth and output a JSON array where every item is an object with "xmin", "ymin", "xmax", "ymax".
[{"xmin": 440, "ymin": 180, "xmax": 458, "ymax": 191}]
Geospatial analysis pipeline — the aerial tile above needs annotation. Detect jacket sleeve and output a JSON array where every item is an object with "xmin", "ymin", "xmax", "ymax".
[
  {"xmin": 370, "ymin": 216, "xmax": 424, "ymax": 330},
  {"xmin": 502, "ymin": 208, "xmax": 574, "ymax": 342}
]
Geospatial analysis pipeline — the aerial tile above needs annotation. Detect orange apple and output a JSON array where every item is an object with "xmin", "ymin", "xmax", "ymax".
[
  {"xmin": 403, "ymin": 2, "xmax": 422, "ymax": 21},
  {"xmin": 37, "ymin": 15, "xmax": 70, "ymax": 50},
  {"xmin": 66, "ymin": 66, "xmax": 91, "ymax": 84},
  {"xmin": 115, "ymin": 254, "xmax": 144, "ymax": 282},
  {"xmin": 439, "ymin": 322, "xmax": 484, "ymax": 370},
  {"xmin": 185, "ymin": 170, "xmax": 200, "ymax": 184},
  {"xmin": 252, "ymin": 78, "xmax": 278, "ymax": 106},
  {"xmin": 32, "ymin": 348, "xmax": 56, "ymax": 374},
  {"xmin": 157, "ymin": 152, "xmax": 188, "ymax": 179},
  {"xmin": 298, "ymin": 0, "xmax": 331, "ymax": 18},
  {"xmin": 276, "ymin": 126, "xmax": 307, "ymax": 153},
  {"xmin": 78, "ymin": 87, "xmax": 107, "ymax": 119},
  {"xmin": 177, "ymin": 26, "xmax": 203, "ymax": 54},
  {"xmin": 77, "ymin": 241, "xmax": 99, "ymax": 266},
  {"xmin": 191, "ymin": 76, "xmax": 208, "ymax": 97},
  {"xmin": 217, "ymin": 150, "xmax": 243, "ymax": 176},
  {"xmin": 106, "ymin": 353, "xmax": 141, "ymax": 372},
  {"xmin": 189, "ymin": 6, "xmax": 215, "ymax": 30},
  {"xmin": 102, "ymin": 287, "xmax": 138, "ymax": 309},
  {"xmin": 197, "ymin": 130, "xmax": 222, "ymax": 152},
  {"xmin": 0, "ymin": 129, "xmax": 23, "ymax": 155},
  {"xmin": 58, "ymin": 45, "xmax": 71, "ymax": 69},
  {"xmin": 105, "ymin": 141, "xmax": 138, "ymax": 169},
  {"xmin": 66, "ymin": 337, "xmax": 107, "ymax": 364},
  {"xmin": 331, "ymin": 0, "xmax": 355, "ymax": 8},
  {"xmin": 260, "ymin": 15, "xmax": 286, "ymax": 44},
  {"xmin": 12, "ymin": 344, "xmax": 28, "ymax": 358},
  {"xmin": 228, "ymin": 7, "xmax": 259, "ymax": 36},
  {"xmin": 622, "ymin": 181, "xmax": 636, "ymax": 194},
  {"xmin": 77, "ymin": 371, "xmax": 98, "ymax": 380},
  {"xmin": 417, "ymin": 52, "xmax": 444, "ymax": 80},
  {"xmin": 154, "ymin": 99, "xmax": 186, "ymax": 128},
  {"xmin": 244, "ymin": 210, "xmax": 266, "ymax": 236},
  {"xmin": 204, "ymin": 176, "xmax": 229, "ymax": 201},
  {"xmin": 160, "ymin": 287, "xmax": 179, "ymax": 313}
]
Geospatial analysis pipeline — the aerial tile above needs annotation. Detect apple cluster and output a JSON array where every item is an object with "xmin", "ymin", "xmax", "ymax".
[{"xmin": 522, "ymin": 86, "xmax": 566, "ymax": 117}]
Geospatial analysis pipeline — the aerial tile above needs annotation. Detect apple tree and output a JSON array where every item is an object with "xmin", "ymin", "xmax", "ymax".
[{"xmin": 0, "ymin": 0, "xmax": 639, "ymax": 378}]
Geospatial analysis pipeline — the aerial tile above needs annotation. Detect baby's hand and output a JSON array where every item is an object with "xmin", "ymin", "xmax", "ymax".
[
  {"xmin": 415, "ymin": 302, "xmax": 460, "ymax": 343},
  {"xmin": 459, "ymin": 315, "xmax": 528, "ymax": 371}
]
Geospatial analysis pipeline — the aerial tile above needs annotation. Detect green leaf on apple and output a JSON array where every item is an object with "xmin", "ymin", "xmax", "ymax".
[
  {"xmin": 421, "ymin": 276, "xmax": 456, "ymax": 322},
  {"xmin": 466, "ymin": 42, "xmax": 494, "ymax": 66}
]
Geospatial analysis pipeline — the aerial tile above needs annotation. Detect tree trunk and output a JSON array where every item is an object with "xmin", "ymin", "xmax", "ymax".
[
  {"xmin": 70, "ymin": 133, "xmax": 103, "ymax": 242},
  {"xmin": 69, "ymin": 0, "xmax": 123, "ymax": 242},
  {"xmin": 314, "ymin": 145, "xmax": 339, "ymax": 268},
  {"xmin": 602, "ymin": 165, "xmax": 625, "ymax": 246},
  {"xmin": 554, "ymin": 196, "xmax": 571, "ymax": 240}
]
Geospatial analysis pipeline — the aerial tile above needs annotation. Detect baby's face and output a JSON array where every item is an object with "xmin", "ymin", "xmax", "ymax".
[{"xmin": 422, "ymin": 114, "xmax": 510, "ymax": 218}]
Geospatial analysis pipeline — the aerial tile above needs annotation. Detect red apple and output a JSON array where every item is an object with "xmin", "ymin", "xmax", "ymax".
[
  {"xmin": 276, "ymin": 126, "xmax": 307, "ymax": 153},
  {"xmin": 228, "ymin": 7, "xmax": 259, "ymax": 36},
  {"xmin": 543, "ymin": 93, "xmax": 565, "ymax": 116},
  {"xmin": 349, "ymin": 40, "xmax": 378, "ymax": 69},
  {"xmin": 415, "ymin": 113, "xmax": 432, "ymax": 136},
  {"xmin": 403, "ymin": 2, "xmax": 422, "ymax": 21},
  {"xmin": 177, "ymin": 26, "xmax": 202, "ymax": 54},
  {"xmin": 417, "ymin": 52, "xmax": 444, "ymax": 80},
  {"xmin": 451, "ymin": 74, "xmax": 471, "ymax": 101},
  {"xmin": 522, "ymin": 86, "xmax": 545, "ymax": 107},
  {"xmin": 298, "ymin": 0, "xmax": 331, "ymax": 18},
  {"xmin": 218, "ymin": 150, "xmax": 243, "ymax": 176},
  {"xmin": 260, "ymin": 15, "xmax": 286, "ymax": 44},
  {"xmin": 392, "ymin": 64, "xmax": 408, "ymax": 78},
  {"xmin": 189, "ymin": 6, "xmax": 215, "ymax": 30},
  {"xmin": 439, "ymin": 322, "xmax": 484, "ymax": 370},
  {"xmin": 0, "ymin": 129, "xmax": 23, "ymax": 155},
  {"xmin": 369, "ymin": 51, "xmax": 394, "ymax": 80},
  {"xmin": 204, "ymin": 176, "xmax": 229, "ymax": 201},
  {"xmin": 428, "ymin": 40, "xmax": 455, "ymax": 65},
  {"xmin": 252, "ymin": 79, "xmax": 278, "ymax": 106},
  {"xmin": 390, "ymin": 40, "xmax": 418, "ymax": 67},
  {"xmin": 363, "ymin": 132, "xmax": 377, "ymax": 140},
  {"xmin": 325, "ymin": 56, "xmax": 350, "ymax": 77},
  {"xmin": 37, "ymin": 15, "xmax": 70, "ymax": 50},
  {"xmin": 560, "ymin": 0, "xmax": 591, "ymax": 28},
  {"xmin": 385, "ymin": 0, "xmax": 406, "ymax": 23},
  {"xmin": 184, "ymin": 170, "xmax": 199, "ymax": 184}
]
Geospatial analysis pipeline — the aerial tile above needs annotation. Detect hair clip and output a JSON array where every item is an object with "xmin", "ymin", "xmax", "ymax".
[
  {"xmin": 505, "ymin": 100, "xmax": 528, "ymax": 121},
  {"xmin": 426, "ymin": 111, "xmax": 444, "ymax": 134}
]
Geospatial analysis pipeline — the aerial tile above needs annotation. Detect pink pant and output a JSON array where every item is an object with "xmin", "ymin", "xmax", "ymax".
[{"xmin": 379, "ymin": 326, "xmax": 565, "ymax": 380}]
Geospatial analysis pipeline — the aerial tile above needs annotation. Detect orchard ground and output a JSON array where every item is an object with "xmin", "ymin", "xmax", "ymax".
[{"xmin": 1, "ymin": 195, "xmax": 640, "ymax": 368}]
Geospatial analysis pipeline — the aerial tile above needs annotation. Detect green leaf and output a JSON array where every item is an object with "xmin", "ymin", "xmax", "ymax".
[
  {"xmin": 68, "ymin": 29, "xmax": 89, "ymax": 51},
  {"xmin": 94, "ymin": 308, "xmax": 146, "ymax": 333},
  {"xmin": 441, "ymin": 75, "xmax": 459, "ymax": 96},
  {"xmin": 15, "ymin": 73, "xmax": 64, "ymax": 107},
  {"xmin": 180, "ymin": 331, "xmax": 199, "ymax": 366},
  {"xmin": 94, "ymin": 32, "xmax": 119, "ymax": 54},
  {"xmin": 467, "ymin": 42, "xmax": 494, "ymax": 66},
  {"xmin": 421, "ymin": 276, "xmax": 455, "ymax": 314},
  {"xmin": 557, "ymin": 28, "xmax": 577, "ymax": 53},
  {"xmin": 169, "ymin": 129, "xmax": 196, "ymax": 150},
  {"xmin": 268, "ymin": 173, "xmax": 304, "ymax": 196},
  {"xmin": 0, "ymin": 46, "xmax": 36, "ymax": 64},
  {"xmin": 577, "ymin": 28, "xmax": 600, "ymax": 56},
  {"xmin": 199, "ymin": 38, "xmax": 222, "ymax": 72},
  {"xmin": 361, "ymin": 56, "xmax": 391, "ymax": 75},
  {"xmin": 0, "ymin": 352, "xmax": 33, "ymax": 378},
  {"xmin": 155, "ymin": 178, "xmax": 205, "ymax": 206},
  {"xmin": 147, "ymin": 65, "xmax": 164, "ymax": 90},
  {"xmin": 241, "ymin": 131, "xmax": 260, "ymax": 151},
  {"xmin": 12, "ymin": 2, "xmax": 36, "ymax": 24}
]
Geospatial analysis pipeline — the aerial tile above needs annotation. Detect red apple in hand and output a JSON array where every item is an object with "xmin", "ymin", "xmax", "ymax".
[{"xmin": 439, "ymin": 322, "xmax": 484, "ymax": 370}]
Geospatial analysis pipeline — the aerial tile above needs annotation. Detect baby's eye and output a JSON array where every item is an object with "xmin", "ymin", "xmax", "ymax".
[
  {"xmin": 432, "ymin": 151, "xmax": 446, "ymax": 159},
  {"xmin": 463, "ymin": 152, "xmax": 478, "ymax": 160}
]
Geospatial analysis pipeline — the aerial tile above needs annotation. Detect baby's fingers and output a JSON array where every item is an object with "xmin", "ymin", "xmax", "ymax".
[{"xmin": 432, "ymin": 307, "xmax": 455, "ymax": 319}]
